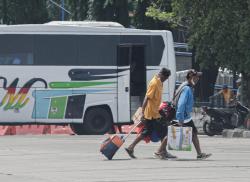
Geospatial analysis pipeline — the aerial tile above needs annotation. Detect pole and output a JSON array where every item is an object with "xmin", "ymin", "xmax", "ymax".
[
  {"xmin": 61, "ymin": 0, "xmax": 65, "ymax": 21},
  {"xmin": 48, "ymin": 0, "xmax": 71, "ymax": 20}
]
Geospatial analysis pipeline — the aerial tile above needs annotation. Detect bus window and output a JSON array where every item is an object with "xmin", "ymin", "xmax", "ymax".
[
  {"xmin": 34, "ymin": 35, "xmax": 77, "ymax": 65},
  {"xmin": 0, "ymin": 53, "xmax": 33, "ymax": 65},
  {"xmin": 0, "ymin": 34, "xmax": 34, "ymax": 65},
  {"xmin": 117, "ymin": 46, "xmax": 130, "ymax": 66},
  {"xmin": 12, "ymin": 57, "xmax": 21, "ymax": 65},
  {"xmin": 78, "ymin": 35, "xmax": 119, "ymax": 66}
]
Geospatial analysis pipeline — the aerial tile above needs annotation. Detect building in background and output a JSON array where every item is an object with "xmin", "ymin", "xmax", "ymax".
[{"xmin": 174, "ymin": 42, "xmax": 192, "ymax": 71}]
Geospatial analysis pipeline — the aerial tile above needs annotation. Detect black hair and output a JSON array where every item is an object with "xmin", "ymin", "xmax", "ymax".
[
  {"xmin": 186, "ymin": 69, "xmax": 201, "ymax": 79},
  {"xmin": 160, "ymin": 67, "xmax": 171, "ymax": 77}
]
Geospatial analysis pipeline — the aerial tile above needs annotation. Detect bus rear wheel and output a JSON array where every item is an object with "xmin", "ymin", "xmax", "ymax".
[
  {"xmin": 70, "ymin": 107, "xmax": 113, "ymax": 135},
  {"xmin": 83, "ymin": 107, "xmax": 113, "ymax": 135},
  {"xmin": 70, "ymin": 123, "xmax": 85, "ymax": 135}
]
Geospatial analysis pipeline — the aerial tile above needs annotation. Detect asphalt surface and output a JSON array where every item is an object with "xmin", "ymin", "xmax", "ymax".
[{"xmin": 0, "ymin": 135, "xmax": 250, "ymax": 182}]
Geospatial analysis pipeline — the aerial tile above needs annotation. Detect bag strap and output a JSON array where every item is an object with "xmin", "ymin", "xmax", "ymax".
[{"xmin": 172, "ymin": 82, "xmax": 188, "ymax": 106}]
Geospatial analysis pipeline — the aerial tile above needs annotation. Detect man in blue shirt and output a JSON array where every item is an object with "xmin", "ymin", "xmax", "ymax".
[
  {"xmin": 236, "ymin": 78, "xmax": 242, "ymax": 103},
  {"xmin": 175, "ymin": 69, "xmax": 212, "ymax": 160}
]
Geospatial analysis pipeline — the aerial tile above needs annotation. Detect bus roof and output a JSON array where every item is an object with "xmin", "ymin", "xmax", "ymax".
[
  {"xmin": 45, "ymin": 21, "xmax": 124, "ymax": 28},
  {"xmin": 0, "ymin": 22, "xmax": 170, "ymax": 35}
]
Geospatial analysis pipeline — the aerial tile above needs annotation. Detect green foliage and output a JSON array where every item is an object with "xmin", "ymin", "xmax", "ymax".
[
  {"xmin": 145, "ymin": 0, "xmax": 176, "ymax": 27},
  {"xmin": 172, "ymin": 0, "xmax": 250, "ymax": 74},
  {"xmin": 47, "ymin": 0, "xmax": 88, "ymax": 21},
  {"xmin": 88, "ymin": 0, "xmax": 129, "ymax": 27},
  {"xmin": 0, "ymin": 0, "xmax": 48, "ymax": 24},
  {"xmin": 172, "ymin": 0, "xmax": 250, "ymax": 104},
  {"xmin": 0, "ymin": 0, "xmax": 169, "ymax": 29},
  {"xmin": 134, "ymin": 0, "xmax": 172, "ymax": 29},
  {"xmin": 69, "ymin": 0, "xmax": 88, "ymax": 20},
  {"xmin": 146, "ymin": 5, "xmax": 174, "ymax": 22}
]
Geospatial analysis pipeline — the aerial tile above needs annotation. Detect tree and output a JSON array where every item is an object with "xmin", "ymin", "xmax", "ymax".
[
  {"xmin": 143, "ymin": 0, "xmax": 250, "ymax": 104},
  {"xmin": 237, "ymin": 0, "xmax": 250, "ymax": 106},
  {"xmin": 170, "ymin": 0, "xmax": 222, "ymax": 101},
  {"xmin": 134, "ymin": 0, "xmax": 171, "ymax": 29},
  {"xmin": 0, "ymin": 0, "xmax": 7, "ymax": 23},
  {"xmin": 0, "ymin": 0, "xmax": 48, "ymax": 24},
  {"xmin": 67, "ymin": 0, "xmax": 89, "ymax": 21},
  {"xmin": 88, "ymin": 0, "xmax": 129, "ymax": 27},
  {"xmin": 172, "ymin": 0, "xmax": 250, "ymax": 105},
  {"xmin": 138, "ymin": 1, "xmax": 214, "ymax": 100},
  {"xmin": 47, "ymin": 0, "xmax": 67, "ymax": 21}
]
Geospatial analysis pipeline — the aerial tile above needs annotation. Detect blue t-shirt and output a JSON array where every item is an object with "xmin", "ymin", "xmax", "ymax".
[{"xmin": 176, "ymin": 85, "xmax": 194, "ymax": 122}]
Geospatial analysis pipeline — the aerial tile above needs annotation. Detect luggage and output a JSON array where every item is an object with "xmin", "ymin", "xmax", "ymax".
[
  {"xmin": 159, "ymin": 83, "xmax": 188, "ymax": 123},
  {"xmin": 159, "ymin": 101, "xmax": 176, "ymax": 122},
  {"xmin": 167, "ymin": 125, "xmax": 192, "ymax": 151},
  {"xmin": 100, "ymin": 107, "xmax": 143, "ymax": 160},
  {"xmin": 100, "ymin": 135, "xmax": 125, "ymax": 160}
]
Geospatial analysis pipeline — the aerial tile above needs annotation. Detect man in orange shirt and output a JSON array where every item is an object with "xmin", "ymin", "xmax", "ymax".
[
  {"xmin": 125, "ymin": 68, "xmax": 175, "ymax": 159},
  {"xmin": 218, "ymin": 84, "xmax": 234, "ymax": 105}
]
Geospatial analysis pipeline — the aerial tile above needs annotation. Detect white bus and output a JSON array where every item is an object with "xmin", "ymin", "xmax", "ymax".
[{"xmin": 0, "ymin": 22, "xmax": 176, "ymax": 134}]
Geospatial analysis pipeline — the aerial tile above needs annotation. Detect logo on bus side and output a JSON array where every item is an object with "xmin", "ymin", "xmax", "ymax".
[{"xmin": 0, "ymin": 77, "xmax": 47, "ymax": 112}]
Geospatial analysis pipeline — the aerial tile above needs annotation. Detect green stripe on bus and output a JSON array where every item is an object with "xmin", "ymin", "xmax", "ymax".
[{"xmin": 49, "ymin": 82, "xmax": 115, "ymax": 88}]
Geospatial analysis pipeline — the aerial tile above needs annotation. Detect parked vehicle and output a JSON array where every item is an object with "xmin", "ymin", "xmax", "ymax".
[
  {"xmin": 202, "ymin": 102, "xmax": 249, "ymax": 136},
  {"xmin": 0, "ymin": 21, "xmax": 176, "ymax": 135}
]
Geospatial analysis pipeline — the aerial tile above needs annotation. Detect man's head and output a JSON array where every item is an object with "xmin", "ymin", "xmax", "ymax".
[
  {"xmin": 236, "ymin": 78, "xmax": 241, "ymax": 87},
  {"xmin": 186, "ymin": 69, "xmax": 202, "ymax": 86},
  {"xmin": 223, "ymin": 84, "xmax": 228, "ymax": 90},
  {"xmin": 159, "ymin": 68, "xmax": 171, "ymax": 82}
]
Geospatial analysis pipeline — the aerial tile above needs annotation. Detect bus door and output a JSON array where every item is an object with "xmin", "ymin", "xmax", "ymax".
[
  {"xmin": 130, "ymin": 45, "xmax": 146, "ymax": 117},
  {"xmin": 117, "ymin": 45, "xmax": 131, "ymax": 123}
]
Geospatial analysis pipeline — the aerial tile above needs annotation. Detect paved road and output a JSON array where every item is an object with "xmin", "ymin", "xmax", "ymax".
[{"xmin": 0, "ymin": 135, "xmax": 250, "ymax": 182}]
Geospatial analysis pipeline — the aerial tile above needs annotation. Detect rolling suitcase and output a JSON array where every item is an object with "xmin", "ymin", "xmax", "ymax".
[
  {"xmin": 100, "ymin": 135, "xmax": 124, "ymax": 160},
  {"xmin": 100, "ymin": 108, "xmax": 143, "ymax": 160}
]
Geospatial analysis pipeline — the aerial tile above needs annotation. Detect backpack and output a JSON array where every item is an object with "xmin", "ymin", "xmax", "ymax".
[
  {"xmin": 172, "ymin": 81, "xmax": 189, "ymax": 107},
  {"xmin": 159, "ymin": 101, "xmax": 176, "ymax": 121},
  {"xmin": 159, "ymin": 82, "xmax": 188, "ymax": 121}
]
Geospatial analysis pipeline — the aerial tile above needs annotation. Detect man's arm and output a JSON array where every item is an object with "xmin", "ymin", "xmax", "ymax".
[
  {"xmin": 141, "ymin": 96, "xmax": 149, "ymax": 118},
  {"xmin": 176, "ymin": 87, "xmax": 189, "ymax": 124},
  {"xmin": 236, "ymin": 86, "xmax": 242, "ymax": 101},
  {"xmin": 214, "ymin": 90, "xmax": 223, "ymax": 97}
]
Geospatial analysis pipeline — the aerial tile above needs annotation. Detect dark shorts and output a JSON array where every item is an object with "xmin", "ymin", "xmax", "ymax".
[
  {"xmin": 172, "ymin": 120, "xmax": 198, "ymax": 134},
  {"xmin": 141, "ymin": 118, "xmax": 168, "ymax": 140}
]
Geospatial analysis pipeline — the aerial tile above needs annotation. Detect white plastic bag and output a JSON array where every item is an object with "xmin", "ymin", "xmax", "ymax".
[{"xmin": 167, "ymin": 125, "xmax": 192, "ymax": 151}]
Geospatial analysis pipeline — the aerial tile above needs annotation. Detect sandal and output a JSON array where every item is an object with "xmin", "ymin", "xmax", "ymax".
[
  {"xmin": 153, "ymin": 152, "xmax": 167, "ymax": 160},
  {"xmin": 125, "ymin": 148, "xmax": 136, "ymax": 159},
  {"xmin": 197, "ymin": 153, "xmax": 212, "ymax": 160}
]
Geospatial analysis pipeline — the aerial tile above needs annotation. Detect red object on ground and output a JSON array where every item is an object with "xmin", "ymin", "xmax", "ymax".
[
  {"xmin": 0, "ymin": 126, "xmax": 15, "ymax": 135},
  {"xmin": 0, "ymin": 125, "xmax": 74, "ymax": 135},
  {"xmin": 48, "ymin": 125, "xmax": 74, "ymax": 135},
  {"xmin": 121, "ymin": 124, "xmax": 151, "ymax": 143},
  {"xmin": 15, "ymin": 125, "xmax": 46, "ymax": 135}
]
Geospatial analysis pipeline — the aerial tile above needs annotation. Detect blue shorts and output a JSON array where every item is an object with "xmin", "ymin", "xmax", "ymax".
[{"xmin": 141, "ymin": 119, "xmax": 168, "ymax": 140}]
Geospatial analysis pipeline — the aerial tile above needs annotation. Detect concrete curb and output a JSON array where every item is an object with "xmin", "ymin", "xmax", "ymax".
[
  {"xmin": 222, "ymin": 129, "xmax": 250, "ymax": 138},
  {"xmin": 243, "ymin": 131, "xmax": 250, "ymax": 138}
]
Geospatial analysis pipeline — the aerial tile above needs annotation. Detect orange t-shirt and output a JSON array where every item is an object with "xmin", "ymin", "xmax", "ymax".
[
  {"xmin": 144, "ymin": 75, "xmax": 163, "ymax": 119},
  {"xmin": 219, "ymin": 89, "xmax": 233, "ymax": 103}
]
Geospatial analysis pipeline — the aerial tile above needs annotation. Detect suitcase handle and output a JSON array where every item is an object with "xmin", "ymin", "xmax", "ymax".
[{"xmin": 123, "ymin": 120, "xmax": 143, "ymax": 141}]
